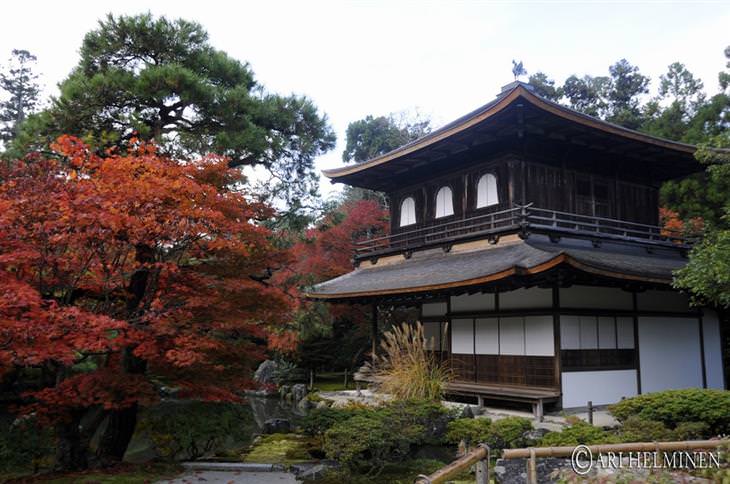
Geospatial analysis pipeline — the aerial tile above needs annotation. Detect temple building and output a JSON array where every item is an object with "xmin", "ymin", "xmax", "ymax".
[{"xmin": 307, "ymin": 82, "xmax": 726, "ymax": 416}]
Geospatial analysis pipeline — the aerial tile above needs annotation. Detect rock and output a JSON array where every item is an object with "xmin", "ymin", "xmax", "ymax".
[
  {"xmin": 494, "ymin": 457, "xmax": 572, "ymax": 483},
  {"xmin": 292, "ymin": 460, "xmax": 339, "ymax": 481},
  {"xmin": 254, "ymin": 360, "xmax": 279, "ymax": 385},
  {"xmin": 522, "ymin": 427, "xmax": 550, "ymax": 445},
  {"xmin": 316, "ymin": 400, "xmax": 329, "ymax": 409},
  {"xmin": 297, "ymin": 397, "xmax": 313, "ymax": 412},
  {"xmin": 291, "ymin": 383, "xmax": 308, "ymax": 402},
  {"xmin": 461, "ymin": 405, "xmax": 475, "ymax": 418},
  {"xmin": 262, "ymin": 418, "xmax": 291, "ymax": 434}
]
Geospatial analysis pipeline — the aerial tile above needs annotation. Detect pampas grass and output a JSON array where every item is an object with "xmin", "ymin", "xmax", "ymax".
[{"xmin": 368, "ymin": 322, "xmax": 451, "ymax": 401}]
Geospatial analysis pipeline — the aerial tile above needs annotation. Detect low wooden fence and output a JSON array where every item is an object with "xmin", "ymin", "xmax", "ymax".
[{"xmin": 414, "ymin": 439, "xmax": 728, "ymax": 484}]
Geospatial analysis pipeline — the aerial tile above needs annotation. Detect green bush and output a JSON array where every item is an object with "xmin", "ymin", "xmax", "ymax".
[
  {"xmin": 618, "ymin": 416, "xmax": 674, "ymax": 442},
  {"xmin": 299, "ymin": 407, "xmax": 362, "ymax": 437},
  {"xmin": 0, "ymin": 416, "xmax": 54, "ymax": 473},
  {"xmin": 673, "ymin": 421, "xmax": 710, "ymax": 440},
  {"xmin": 378, "ymin": 400, "xmax": 455, "ymax": 445},
  {"xmin": 609, "ymin": 389, "xmax": 730, "ymax": 434},
  {"xmin": 136, "ymin": 401, "xmax": 255, "ymax": 460},
  {"xmin": 321, "ymin": 400, "xmax": 456, "ymax": 470},
  {"xmin": 487, "ymin": 417, "xmax": 533, "ymax": 449},
  {"xmin": 445, "ymin": 418, "xmax": 492, "ymax": 446},
  {"xmin": 324, "ymin": 415, "xmax": 410, "ymax": 470},
  {"xmin": 540, "ymin": 421, "xmax": 620, "ymax": 447}
]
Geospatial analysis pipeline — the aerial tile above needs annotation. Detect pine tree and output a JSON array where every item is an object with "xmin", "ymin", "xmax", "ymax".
[{"xmin": 0, "ymin": 49, "xmax": 40, "ymax": 146}]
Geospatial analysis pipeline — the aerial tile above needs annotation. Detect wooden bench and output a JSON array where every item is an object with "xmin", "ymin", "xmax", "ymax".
[{"xmin": 445, "ymin": 381, "xmax": 561, "ymax": 421}]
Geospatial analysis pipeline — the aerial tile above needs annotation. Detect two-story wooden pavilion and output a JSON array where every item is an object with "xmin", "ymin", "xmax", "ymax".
[{"xmin": 307, "ymin": 82, "xmax": 727, "ymax": 416}]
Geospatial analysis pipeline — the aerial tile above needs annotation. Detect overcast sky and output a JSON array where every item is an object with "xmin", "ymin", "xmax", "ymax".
[{"xmin": 2, "ymin": 1, "xmax": 729, "ymax": 199}]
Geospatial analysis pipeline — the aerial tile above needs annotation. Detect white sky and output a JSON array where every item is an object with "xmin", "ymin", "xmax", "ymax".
[{"xmin": 2, "ymin": 1, "xmax": 729, "ymax": 201}]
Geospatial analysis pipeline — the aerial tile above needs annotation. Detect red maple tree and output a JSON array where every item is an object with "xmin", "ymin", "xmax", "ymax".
[
  {"xmin": 0, "ymin": 137, "xmax": 292, "ymax": 469},
  {"xmin": 269, "ymin": 199, "xmax": 389, "ymax": 363}
]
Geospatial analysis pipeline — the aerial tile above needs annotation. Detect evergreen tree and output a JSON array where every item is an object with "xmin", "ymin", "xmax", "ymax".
[
  {"xmin": 341, "ymin": 112, "xmax": 430, "ymax": 205},
  {"xmin": 527, "ymin": 72, "xmax": 560, "ymax": 101},
  {"xmin": 642, "ymin": 62, "xmax": 705, "ymax": 141},
  {"xmin": 9, "ymin": 14, "xmax": 335, "ymax": 210},
  {"xmin": 605, "ymin": 59, "xmax": 650, "ymax": 129},
  {"xmin": 561, "ymin": 74, "xmax": 610, "ymax": 118},
  {"xmin": 0, "ymin": 49, "xmax": 40, "ymax": 146}
]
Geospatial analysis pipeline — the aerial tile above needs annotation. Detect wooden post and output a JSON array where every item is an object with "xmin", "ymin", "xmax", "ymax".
[
  {"xmin": 343, "ymin": 369, "xmax": 349, "ymax": 390},
  {"xmin": 588, "ymin": 401, "xmax": 594, "ymax": 425},
  {"xmin": 526, "ymin": 447, "xmax": 537, "ymax": 484},
  {"xmin": 309, "ymin": 369, "xmax": 314, "ymax": 391},
  {"xmin": 371, "ymin": 302, "xmax": 378, "ymax": 359},
  {"xmin": 475, "ymin": 444, "xmax": 489, "ymax": 484}
]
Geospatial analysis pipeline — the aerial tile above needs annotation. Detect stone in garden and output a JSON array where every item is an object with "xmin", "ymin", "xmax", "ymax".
[
  {"xmin": 460, "ymin": 405, "xmax": 475, "ymax": 418},
  {"xmin": 262, "ymin": 418, "xmax": 291, "ymax": 434},
  {"xmin": 494, "ymin": 457, "xmax": 573, "ymax": 483},
  {"xmin": 522, "ymin": 427, "xmax": 550, "ymax": 445},
  {"xmin": 291, "ymin": 383, "xmax": 308, "ymax": 402},
  {"xmin": 315, "ymin": 400, "xmax": 329, "ymax": 409},
  {"xmin": 297, "ymin": 397, "xmax": 313, "ymax": 412},
  {"xmin": 253, "ymin": 359, "xmax": 278, "ymax": 385}
]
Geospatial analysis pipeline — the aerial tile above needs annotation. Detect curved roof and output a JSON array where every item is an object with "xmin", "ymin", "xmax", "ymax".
[
  {"xmin": 306, "ymin": 235, "xmax": 686, "ymax": 300},
  {"xmin": 324, "ymin": 83, "xmax": 700, "ymax": 184}
]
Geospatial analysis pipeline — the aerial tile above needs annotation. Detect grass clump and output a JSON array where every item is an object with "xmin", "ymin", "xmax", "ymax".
[{"xmin": 369, "ymin": 322, "xmax": 451, "ymax": 401}]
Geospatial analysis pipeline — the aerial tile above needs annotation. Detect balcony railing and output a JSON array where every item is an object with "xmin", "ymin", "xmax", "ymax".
[{"xmin": 354, "ymin": 204, "xmax": 690, "ymax": 259}]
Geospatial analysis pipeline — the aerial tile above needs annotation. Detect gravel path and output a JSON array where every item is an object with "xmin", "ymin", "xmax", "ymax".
[{"xmin": 159, "ymin": 470, "xmax": 299, "ymax": 483}]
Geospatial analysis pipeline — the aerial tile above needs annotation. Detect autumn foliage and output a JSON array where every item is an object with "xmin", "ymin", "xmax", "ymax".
[{"xmin": 0, "ymin": 136, "xmax": 291, "ymax": 467}]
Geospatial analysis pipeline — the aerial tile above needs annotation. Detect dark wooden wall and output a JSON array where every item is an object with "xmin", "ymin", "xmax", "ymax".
[{"xmin": 388, "ymin": 151, "xmax": 660, "ymax": 234}]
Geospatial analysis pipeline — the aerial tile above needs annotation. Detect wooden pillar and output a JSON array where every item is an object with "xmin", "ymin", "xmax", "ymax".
[
  {"xmin": 371, "ymin": 301, "xmax": 378, "ymax": 358},
  {"xmin": 552, "ymin": 285, "xmax": 562, "ymax": 393},
  {"xmin": 632, "ymin": 291, "xmax": 642, "ymax": 394},
  {"xmin": 699, "ymin": 312, "xmax": 708, "ymax": 389}
]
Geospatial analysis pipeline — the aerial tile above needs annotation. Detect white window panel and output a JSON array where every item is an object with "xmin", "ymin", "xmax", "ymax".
[
  {"xmin": 399, "ymin": 197, "xmax": 416, "ymax": 226},
  {"xmin": 579, "ymin": 316, "xmax": 598, "ymax": 349},
  {"xmin": 525, "ymin": 315, "xmax": 554, "ymax": 356},
  {"xmin": 616, "ymin": 317, "xmax": 635, "ymax": 349},
  {"xmin": 499, "ymin": 317, "xmax": 525, "ymax": 355},
  {"xmin": 451, "ymin": 318, "xmax": 474, "ymax": 354},
  {"xmin": 560, "ymin": 316, "xmax": 581, "ymax": 350},
  {"xmin": 435, "ymin": 186, "xmax": 454, "ymax": 218},
  {"xmin": 476, "ymin": 173, "xmax": 499, "ymax": 208},
  {"xmin": 475, "ymin": 318, "xmax": 499, "ymax": 355},
  {"xmin": 598, "ymin": 317, "xmax": 617, "ymax": 349}
]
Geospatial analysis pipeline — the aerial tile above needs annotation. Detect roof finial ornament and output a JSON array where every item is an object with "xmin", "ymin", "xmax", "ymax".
[{"xmin": 511, "ymin": 59, "xmax": 527, "ymax": 81}]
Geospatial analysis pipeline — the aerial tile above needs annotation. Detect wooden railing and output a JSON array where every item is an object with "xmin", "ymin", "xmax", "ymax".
[
  {"xmin": 355, "ymin": 204, "xmax": 690, "ymax": 259},
  {"xmin": 415, "ymin": 439, "xmax": 728, "ymax": 484}
]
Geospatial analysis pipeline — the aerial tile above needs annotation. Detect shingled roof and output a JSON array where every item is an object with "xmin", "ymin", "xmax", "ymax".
[
  {"xmin": 323, "ymin": 82, "xmax": 707, "ymax": 191},
  {"xmin": 306, "ymin": 235, "xmax": 687, "ymax": 300}
]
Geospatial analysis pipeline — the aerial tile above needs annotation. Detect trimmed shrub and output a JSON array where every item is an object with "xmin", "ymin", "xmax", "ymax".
[
  {"xmin": 540, "ymin": 421, "xmax": 620, "ymax": 447},
  {"xmin": 487, "ymin": 417, "xmax": 533, "ymax": 449},
  {"xmin": 609, "ymin": 389, "xmax": 730, "ymax": 434},
  {"xmin": 299, "ymin": 407, "xmax": 362, "ymax": 437},
  {"xmin": 324, "ymin": 415, "xmax": 411, "ymax": 470},
  {"xmin": 321, "ymin": 399, "xmax": 456, "ymax": 470},
  {"xmin": 445, "ymin": 418, "xmax": 492, "ymax": 446},
  {"xmin": 673, "ymin": 421, "xmax": 711, "ymax": 440},
  {"xmin": 618, "ymin": 416, "xmax": 674, "ymax": 442}
]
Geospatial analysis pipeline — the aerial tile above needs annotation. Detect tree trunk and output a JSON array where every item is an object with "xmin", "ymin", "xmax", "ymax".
[
  {"xmin": 55, "ymin": 412, "xmax": 88, "ymax": 471},
  {"xmin": 95, "ymin": 404, "xmax": 138, "ymax": 464}
]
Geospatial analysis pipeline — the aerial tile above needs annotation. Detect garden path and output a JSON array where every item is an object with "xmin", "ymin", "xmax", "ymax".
[{"xmin": 159, "ymin": 470, "xmax": 299, "ymax": 483}]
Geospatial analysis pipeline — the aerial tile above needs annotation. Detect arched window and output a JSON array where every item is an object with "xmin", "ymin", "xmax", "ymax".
[
  {"xmin": 476, "ymin": 173, "xmax": 499, "ymax": 208},
  {"xmin": 435, "ymin": 186, "xmax": 454, "ymax": 218},
  {"xmin": 399, "ymin": 196, "xmax": 416, "ymax": 227}
]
